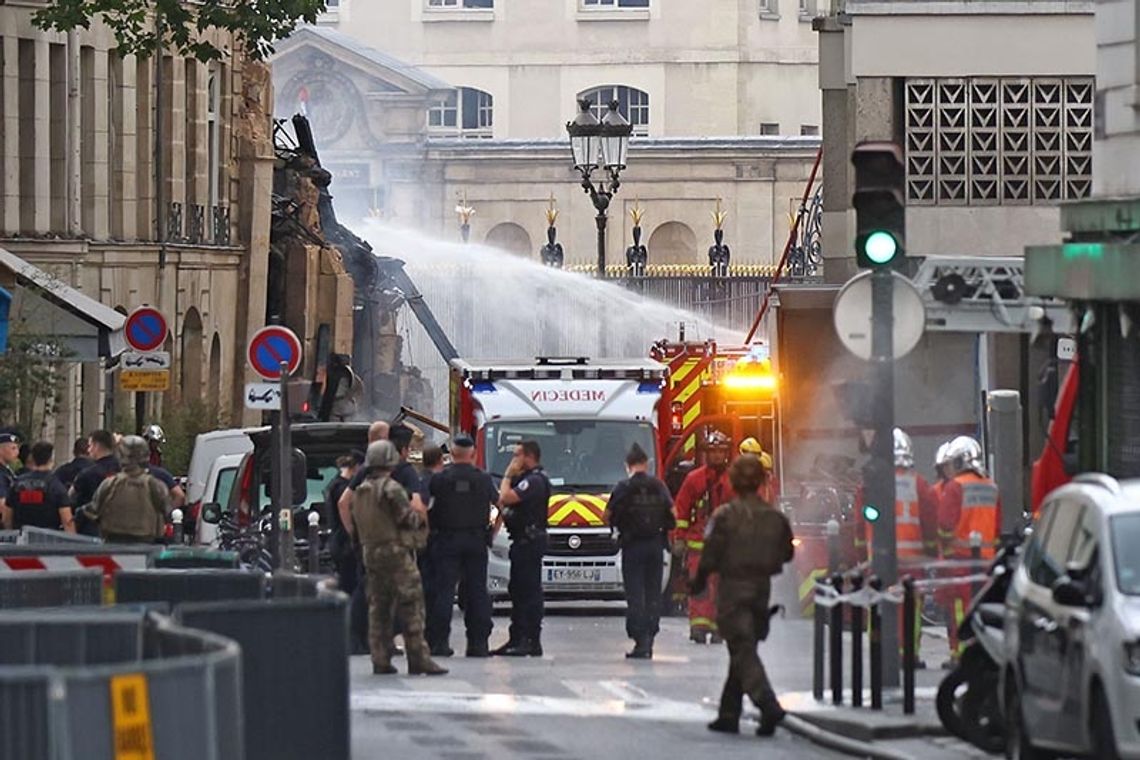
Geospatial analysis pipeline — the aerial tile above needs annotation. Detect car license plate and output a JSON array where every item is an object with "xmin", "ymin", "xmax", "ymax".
[{"xmin": 546, "ymin": 567, "xmax": 602, "ymax": 584}]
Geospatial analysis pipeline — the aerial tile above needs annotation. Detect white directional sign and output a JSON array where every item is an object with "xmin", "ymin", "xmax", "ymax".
[
  {"xmin": 121, "ymin": 350, "xmax": 171, "ymax": 370},
  {"xmin": 244, "ymin": 382, "xmax": 282, "ymax": 410}
]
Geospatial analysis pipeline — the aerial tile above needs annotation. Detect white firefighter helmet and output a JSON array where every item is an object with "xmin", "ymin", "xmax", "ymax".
[
  {"xmin": 946, "ymin": 435, "xmax": 985, "ymax": 476},
  {"xmin": 934, "ymin": 441, "xmax": 952, "ymax": 470},
  {"xmin": 892, "ymin": 428, "xmax": 914, "ymax": 469}
]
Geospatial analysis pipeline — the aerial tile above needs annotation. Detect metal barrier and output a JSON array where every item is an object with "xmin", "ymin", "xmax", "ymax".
[
  {"xmin": 0, "ymin": 608, "xmax": 243, "ymax": 760},
  {"xmin": 152, "ymin": 546, "xmax": 242, "ymax": 569},
  {"xmin": 177, "ymin": 589, "xmax": 349, "ymax": 760},
  {"xmin": 19, "ymin": 526, "xmax": 102, "ymax": 545},
  {"xmin": 0, "ymin": 568, "xmax": 102, "ymax": 609},
  {"xmin": 0, "ymin": 530, "xmax": 18, "ymax": 544},
  {"xmin": 0, "ymin": 544, "xmax": 161, "ymax": 581},
  {"xmin": 115, "ymin": 569, "xmax": 267, "ymax": 605}
]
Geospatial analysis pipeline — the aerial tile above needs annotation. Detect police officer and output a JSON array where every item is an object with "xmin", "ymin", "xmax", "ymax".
[
  {"xmin": 693, "ymin": 454, "xmax": 794, "ymax": 738},
  {"xmin": 0, "ymin": 430, "xmax": 20, "ymax": 523},
  {"xmin": 3, "ymin": 441, "xmax": 74, "ymax": 531},
  {"xmin": 426, "ymin": 436, "xmax": 497, "ymax": 658},
  {"xmin": 352, "ymin": 440, "xmax": 446, "ymax": 677},
  {"xmin": 89, "ymin": 436, "xmax": 169, "ymax": 543},
  {"xmin": 493, "ymin": 440, "xmax": 551, "ymax": 657},
  {"xmin": 71, "ymin": 430, "xmax": 120, "ymax": 535},
  {"xmin": 606, "ymin": 442, "xmax": 675, "ymax": 659},
  {"xmin": 53, "ymin": 438, "xmax": 92, "ymax": 490}
]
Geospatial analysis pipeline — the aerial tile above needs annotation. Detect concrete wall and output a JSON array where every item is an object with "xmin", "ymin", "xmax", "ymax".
[{"xmin": 1093, "ymin": 0, "xmax": 1140, "ymax": 196}]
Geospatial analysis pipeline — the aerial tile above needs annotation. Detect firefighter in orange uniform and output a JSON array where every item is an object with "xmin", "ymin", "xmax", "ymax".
[
  {"xmin": 931, "ymin": 442, "xmax": 954, "ymax": 555},
  {"xmin": 938, "ymin": 435, "xmax": 1001, "ymax": 663},
  {"xmin": 854, "ymin": 429, "xmax": 939, "ymax": 564},
  {"xmin": 674, "ymin": 430, "xmax": 733, "ymax": 644}
]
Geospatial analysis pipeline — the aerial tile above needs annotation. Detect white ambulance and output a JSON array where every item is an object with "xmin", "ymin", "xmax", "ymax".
[{"xmin": 448, "ymin": 357, "xmax": 669, "ymax": 600}]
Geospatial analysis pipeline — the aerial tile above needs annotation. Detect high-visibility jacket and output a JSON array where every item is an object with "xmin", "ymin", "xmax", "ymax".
[
  {"xmin": 856, "ymin": 468, "xmax": 940, "ymax": 560},
  {"xmin": 672, "ymin": 464, "xmax": 732, "ymax": 551},
  {"xmin": 941, "ymin": 472, "xmax": 1001, "ymax": 559}
]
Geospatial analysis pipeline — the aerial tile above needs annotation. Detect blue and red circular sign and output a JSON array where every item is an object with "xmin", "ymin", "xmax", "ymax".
[
  {"xmin": 124, "ymin": 307, "xmax": 168, "ymax": 352},
  {"xmin": 247, "ymin": 326, "xmax": 303, "ymax": 381}
]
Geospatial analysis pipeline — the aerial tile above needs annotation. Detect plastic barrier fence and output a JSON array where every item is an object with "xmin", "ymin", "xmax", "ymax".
[{"xmin": 0, "ymin": 568, "xmax": 102, "ymax": 609}]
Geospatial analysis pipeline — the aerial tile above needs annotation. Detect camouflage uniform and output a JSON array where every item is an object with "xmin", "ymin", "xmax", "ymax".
[
  {"xmin": 352, "ymin": 468, "xmax": 443, "ymax": 675},
  {"xmin": 695, "ymin": 493, "xmax": 795, "ymax": 731},
  {"xmin": 90, "ymin": 436, "xmax": 168, "ymax": 543}
]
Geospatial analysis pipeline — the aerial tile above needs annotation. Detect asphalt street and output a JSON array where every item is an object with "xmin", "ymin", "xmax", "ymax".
[{"xmin": 349, "ymin": 603, "xmax": 846, "ymax": 759}]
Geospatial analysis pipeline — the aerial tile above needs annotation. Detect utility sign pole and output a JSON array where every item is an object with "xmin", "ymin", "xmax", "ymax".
[{"xmin": 851, "ymin": 140, "xmax": 909, "ymax": 687}]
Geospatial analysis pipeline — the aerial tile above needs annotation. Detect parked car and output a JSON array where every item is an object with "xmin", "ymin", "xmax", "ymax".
[
  {"xmin": 1002, "ymin": 473, "xmax": 1140, "ymax": 760},
  {"xmin": 192, "ymin": 453, "xmax": 245, "ymax": 547}
]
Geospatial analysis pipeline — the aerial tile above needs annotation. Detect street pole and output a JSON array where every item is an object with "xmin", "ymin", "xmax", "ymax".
[
  {"xmin": 988, "ymin": 390, "xmax": 1024, "ymax": 534},
  {"xmin": 595, "ymin": 201, "xmax": 609, "ymax": 357},
  {"xmin": 278, "ymin": 362, "xmax": 296, "ymax": 571},
  {"xmin": 868, "ymin": 267, "xmax": 900, "ymax": 688}
]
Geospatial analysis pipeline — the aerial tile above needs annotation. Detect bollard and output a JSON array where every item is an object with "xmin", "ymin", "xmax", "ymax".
[
  {"xmin": 970, "ymin": 530, "xmax": 984, "ymax": 599},
  {"xmin": 850, "ymin": 573, "xmax": 864, "ymax": 708},
  {"xmin": 902, "ymin": 576, "xmax": 916, "ymax": 715},
  {"xmin": 829, "ymin": 573, "xmax": 844, "ymax": 706},
  {"xmin": 307, "ymin": 511, "xmax": 321, "ymax": 575},
  {"xmin": 826, "ymin": 519, "xmax": 841, "ymax": 574},
  {"xmin": 869, "ymin": 575, "xmax": 883, "ymax": 710},
  {"xmin": 988, "ymin": 389, "xmax": 1024, "ymax": 534},
  {"xmin": 813, "ymin": 580, "xmax": 825, "ymax": 701},
  {"xmin": 280, "ymin": 508, "xmax": 297, "ymax": 572},
  {"xmin": 171, "ymin": 508, "xmax": 184, "ymax": 545}
]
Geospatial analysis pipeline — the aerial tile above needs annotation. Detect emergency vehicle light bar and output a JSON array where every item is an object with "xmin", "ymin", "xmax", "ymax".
[{"xmin": 462, "ymin": 366, "xmax": 668, "ymax": 382}]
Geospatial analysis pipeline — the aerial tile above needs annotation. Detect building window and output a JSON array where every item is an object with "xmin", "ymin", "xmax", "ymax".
[
  {"xmin": 578, "ymin": 85, "xmax": 649, "ymax": 136},
  {"xmin": 759, "ymin": 122, "xmax": 780, "ymax": 135},
  {"xmin": 583, "ymin": 0, "xmax": 650, "ymax": 7},
  {"xmin": 904, "ymin": 77, "xmax": 1093, "ymax": 205},
  {"xmin": 207, "ymin": 65, "xmax": 221, "ymax": 209},
  {"xmin": 428, "ymin": 0, "xmax": 494, "ymax": 7},
  {"xmin": 325, "ymin": 0, "xmax": 339, "ymax": 7},
  {"xmin": 758, "ymin": 0, "xmax": 779, "ymax": 18},
  {"xmin": 798, "ymin": 0, "xmax": 816, "ymax": 18},
  {"xmin": 800, "ymin": 124, "xmax": 819, "ymax": 136},
  {"xmin": 428, "ymin": 87, "xmax": 493, "ymax": 137}
]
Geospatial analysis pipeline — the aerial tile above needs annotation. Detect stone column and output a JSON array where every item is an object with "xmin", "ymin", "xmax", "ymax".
[
  {"xmin": 135, "ymin": 56, "xmax": 154, "ymax": 240},
  {"xmin": 1, "ymin": 36, "xmax": 19, "ymax": 234}
]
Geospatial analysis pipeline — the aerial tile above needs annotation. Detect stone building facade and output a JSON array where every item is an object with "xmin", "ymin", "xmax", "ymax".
[{"xmin": 0, "ymin": 4, "xmax": 282, "ymax": 442}]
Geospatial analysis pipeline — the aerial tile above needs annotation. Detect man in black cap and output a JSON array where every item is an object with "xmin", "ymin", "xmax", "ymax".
[
  {"xmin": 425, "ymin": 435, "xmax": 497, "ymax": 657},
  {"xmin": 0, "ymin": 430, "xmax": 22, "ymax": 523}
]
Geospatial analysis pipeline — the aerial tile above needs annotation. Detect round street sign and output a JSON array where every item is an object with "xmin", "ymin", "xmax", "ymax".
[
  {"xmin": 247, "ymin": 326, "xmax": 303, "ymax": 381},
  {"xmin": 124, "ymin": 306, "xmax": 169, "ymax": 353},
  {"xmin": 833, "ymin": 271, "xmax": 926, "ymax": 361}
]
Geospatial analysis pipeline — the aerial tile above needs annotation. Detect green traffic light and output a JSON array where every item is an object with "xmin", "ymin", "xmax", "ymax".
[
  {"xmin": 863, "ymin": 231, "xmax": 898, "ymax": 265},
  {"xmin": 863, "ymin": 504, "xmax": 881, "ymax": 523}
]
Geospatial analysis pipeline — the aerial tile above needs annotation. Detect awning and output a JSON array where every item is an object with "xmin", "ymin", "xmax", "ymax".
[{"xmin": 0, "ymin": 247, "xmax": 127, "ymax": 361}]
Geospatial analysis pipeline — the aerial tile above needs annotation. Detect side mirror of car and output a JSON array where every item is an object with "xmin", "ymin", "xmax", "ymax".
[
  {"xmin": 1052, "ymin": 577, "xmax": 1088, "ymax": 607},
  {"xmin": 200, "ymin": 503, "xmax": 222, "ymax": 525}
]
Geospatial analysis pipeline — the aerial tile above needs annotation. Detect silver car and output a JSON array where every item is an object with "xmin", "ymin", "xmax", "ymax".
[{"xmin": 1002, "ymin": 473, "xmax": 1140, "ymax": 760}]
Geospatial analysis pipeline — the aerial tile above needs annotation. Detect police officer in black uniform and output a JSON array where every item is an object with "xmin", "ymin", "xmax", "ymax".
[
  {"xmin": 606, "ymin": 442, "xmax": 675, "ymax": 659},
  {"xmin": 426, "ymin": 436, "xmax": 497, "ymax": 658},
  {"xmin": 0, "ymin": 430, "xmax": 22, "ymax": 526},
  {"xmin": 493, "ymin": 440, "xmax": 550, "ymax": 657},
  {"xmin": 71, "ymin": 430, "xmax": 119, "ymax": 535},
  {"xmin": 4, "ymin": 442, "xmax": 74, "ymax": 531}
]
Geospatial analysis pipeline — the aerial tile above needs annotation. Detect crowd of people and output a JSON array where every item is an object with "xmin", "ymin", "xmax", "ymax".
[{"xmin": 0, "ymin": 425, "xmax": 185, "ymax": 542}]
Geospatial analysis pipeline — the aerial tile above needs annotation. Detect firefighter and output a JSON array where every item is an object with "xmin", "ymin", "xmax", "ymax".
[
  {"xmin": 738, "ymin": 437, "xmax": 776, "ymax": 503},
  {"xmin": 854, "ymin": 429, "xmax": 939, "ymax": 560},
  {"xmin": 939, "ymin": 435, "xmax": 1001, "ymax": 664},
  {"xmin": 931, "ymin": 442, "xmax": 954, "ymax": 556},
  {"xmin": 674, "ymin": 430, "xmax": 733, "ymax": 644},
  {"xmin": 142, "ymin": 424, "xmax": 165, "ymax": 467}
]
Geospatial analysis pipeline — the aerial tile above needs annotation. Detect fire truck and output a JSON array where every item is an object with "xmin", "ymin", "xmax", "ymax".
[{"xmin": 448, "ymin": 356, "xmax": 670, "ymax": 600}]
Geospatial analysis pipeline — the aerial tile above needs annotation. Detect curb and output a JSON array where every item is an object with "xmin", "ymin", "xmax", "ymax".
[{"xmin": 783, "ymin": 714, "xmax": 914, "ymax": 760}]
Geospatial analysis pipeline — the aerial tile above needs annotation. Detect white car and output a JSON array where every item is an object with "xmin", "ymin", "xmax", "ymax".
[
  {"xmin": 192, "ymin": 453, "xmax": 245, "ymax": 547},
  {"xmin": 1002, "ymin": 473, "xmax": 1140, "ymax": 760}
]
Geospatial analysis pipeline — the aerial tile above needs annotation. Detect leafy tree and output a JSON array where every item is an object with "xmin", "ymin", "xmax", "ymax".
[
  {"xmin": 32, "ymin": 0, "xmax": 327, "ymax": 62},
  {"xmin": 0, "ymin": 328, "xmax": 71, "ymax": 442}
]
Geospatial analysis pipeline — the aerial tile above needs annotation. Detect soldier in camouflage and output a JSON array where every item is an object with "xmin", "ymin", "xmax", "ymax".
[
  {"xmin": 352, "ymin": 440, "xmax": 447, "ymax": 677},
  {"xmin": 692, "ymin": 454, "xmax": 794, "ymax": 737}
]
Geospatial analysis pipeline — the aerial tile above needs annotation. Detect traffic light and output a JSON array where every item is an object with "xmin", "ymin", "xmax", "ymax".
[
  {"xmin": 852, "ymin": 141, "xmax": 906, "ymax": 268},
  {"xmin": 862, "ymin": 503, "xmax": 882, "ymax": 523}
]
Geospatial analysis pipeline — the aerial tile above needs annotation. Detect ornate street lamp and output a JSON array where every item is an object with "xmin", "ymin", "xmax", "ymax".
[
  {"xmin": 566, "ymin": 98, "xmax": 633, "ymax": 278},
  {"xmin": 455, "ymin": 191, "xmax": 475, "ymax": 243},
  {"xmin": 540, "ymin": 193, "xmax": 564, "ymax": 268}
]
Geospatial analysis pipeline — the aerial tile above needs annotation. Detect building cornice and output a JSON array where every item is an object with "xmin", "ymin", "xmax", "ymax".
[
  {"xmin": 424, "ymin": 136, "xmax": 821, "ymax": 161},
  {"xmin": 847, "ymin": 0, "xmax": 1092, "ymax": 15}
]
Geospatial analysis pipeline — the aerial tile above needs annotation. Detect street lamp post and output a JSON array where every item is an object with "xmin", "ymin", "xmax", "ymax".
[{"xmin": 566, "ymin": 99, "xmax": 633, "ymax": 278}]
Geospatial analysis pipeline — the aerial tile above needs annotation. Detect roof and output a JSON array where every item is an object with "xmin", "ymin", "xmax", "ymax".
[
  {"xmin": 278, "ymin": 26, "xmax": 452, "ymax": 92},
  {"xmin": 0, "ymin": 247, "xmax": 126, "ymax": 360}
]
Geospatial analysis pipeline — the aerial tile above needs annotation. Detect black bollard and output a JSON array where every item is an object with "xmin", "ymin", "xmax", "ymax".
[
  {"xmin": 307, "ymin": 510, "xmax": 321, "ymax": 575},
  {"xmin": 869, "ymin": 575, "xmax": 883, "ymax": 710},
  {"xmin": 171, "ymin": 508, "xmax": 185, "ymax": 545},
  {"xmin": 903, "ymin": 575, "xmax": 916, "ymax": 715},
  {"xmin": 813, "ymin": 580, "xmax": 826, "ymax": 701},
  {"xmin": 826, "ymin": 519, "xmax": 841, "ymax": 574},
  {"xmin": 830, "ymin": 573, "xmax": 844, "ymax": 706},
  {"xmin": 850, "ymin": 573, "xmax": 864, "ymax": 708}
]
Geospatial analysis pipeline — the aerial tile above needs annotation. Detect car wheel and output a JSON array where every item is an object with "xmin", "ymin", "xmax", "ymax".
[
  {"xmin": 1005, "ymin": 678, "xmax": 1053, "ymax": 760},
  {"xmin": 1090, "ymin": 684, "xmax": 1120, "ymax": 760}
]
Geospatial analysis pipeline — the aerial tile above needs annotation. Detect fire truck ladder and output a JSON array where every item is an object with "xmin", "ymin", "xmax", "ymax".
[
  {"xmin": 912, "ymin": 256, "xmax": 1075, "ymax": 334},
  {"xmin": 375, "ymin": 256, "xmax": 460, "ymax": 363}
]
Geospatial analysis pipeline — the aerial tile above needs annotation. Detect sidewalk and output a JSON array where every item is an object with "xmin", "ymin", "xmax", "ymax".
[{"xmin": 777, "ymin": 625, "xmax": 991, "ymax": 759}]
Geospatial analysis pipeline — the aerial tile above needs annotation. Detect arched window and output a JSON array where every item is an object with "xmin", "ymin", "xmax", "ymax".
[
  {"xmin": 427, "ymin": 87, "xmax": 493, "ymax": 138},
  {"xmin": 578, "ymin": 85, "xmax": 649, "ymax": 136}
]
